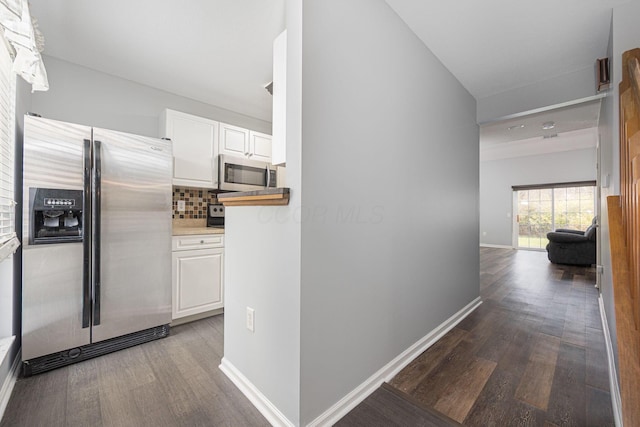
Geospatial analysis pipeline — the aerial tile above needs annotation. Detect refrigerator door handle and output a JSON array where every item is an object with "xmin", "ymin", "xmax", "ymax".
[
  {"xmin": 82, "ymin": 139, "xmax": 92, "ymax": 329},
  {"xmin": 93, "ymin": 139, "xmax": 102, "ymax": 326}
]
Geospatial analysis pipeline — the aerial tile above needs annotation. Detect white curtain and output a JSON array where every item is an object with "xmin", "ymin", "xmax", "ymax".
[{"xmin": 0, "ymin": 0, "xmax": 48, "ymax": 91}]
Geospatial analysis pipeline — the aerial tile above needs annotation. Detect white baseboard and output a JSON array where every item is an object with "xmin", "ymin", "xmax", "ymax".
[
  {"xmin": 599, "ymin": 295, "xmax": 622, "ymax": 427},
  {"xmin": 480, "ymin": 243, "xmax": 514, "ymax": 249},
  {"xmin": 0, "ymin": 346, "xmax": 20, "ymax": 422},
  {"xmin": 219, "ymin": 357, "xmax": 295, "ymax": 427},
  {"xmin": 307, "ymin": 296, "xmax": 483, "ymax": 427},
  {"xmin": 220, "ymin": 297, "xmax": 482, "ymax": 427}
]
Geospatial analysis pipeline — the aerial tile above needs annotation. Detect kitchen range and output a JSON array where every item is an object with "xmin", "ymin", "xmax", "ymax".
[
  {"xmin": 21, "ymin": 115, "xmax": 173, "ymax": 376},
  {"xmin": 207, "ymin": 202, "xmax": 225, "ymax": 228}
]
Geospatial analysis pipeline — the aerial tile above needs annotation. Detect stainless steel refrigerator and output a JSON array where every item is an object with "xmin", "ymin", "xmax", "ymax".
[{"xmin": 22, "ymin": 115, "xmax": 172, "ymax": 375}]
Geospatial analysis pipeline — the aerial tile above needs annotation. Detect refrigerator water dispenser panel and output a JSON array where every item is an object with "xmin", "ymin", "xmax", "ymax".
[{"xmin": 30, "ymin": 188, "xmax": 83, "ymax": 245}]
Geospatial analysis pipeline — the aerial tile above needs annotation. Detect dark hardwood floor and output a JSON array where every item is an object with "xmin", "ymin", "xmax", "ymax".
[
  {"xmin": 1, "ymin": 248, "xmax": 614, "ymax": 426},
  {"xmin": 388, "ymin": 247, "xmax": 613, "ymax": 426},
  {"xmin": 0, "ymin": 315, "xmax": 269, "ymax": 427},
  {"xmin": 336, "ymin": 383, "xmax": 462, "ymax": 427}
]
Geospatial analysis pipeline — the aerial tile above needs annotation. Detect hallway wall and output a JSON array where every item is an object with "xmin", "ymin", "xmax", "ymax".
[{"xmin": 480, "ymin": 145, "xmax": 597, "ymax": 247}]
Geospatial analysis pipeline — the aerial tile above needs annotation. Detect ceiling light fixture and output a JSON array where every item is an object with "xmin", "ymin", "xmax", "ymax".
[
  {"xmin": 542, "ymin": 121, "xmax": 555, "ymax": 130},
  {"xmin": 507, "ymin": 124, "xmax": 525, "ymax": 131}
]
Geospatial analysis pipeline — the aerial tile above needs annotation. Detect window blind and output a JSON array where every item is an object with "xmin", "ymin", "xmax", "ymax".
[
  {"xmin": 0, "ymin": 36, "xmax": 17, "ymax": 261},
  {"xmin": 511, "ymin": 180, "xmax": 596, "ymax": 191}
]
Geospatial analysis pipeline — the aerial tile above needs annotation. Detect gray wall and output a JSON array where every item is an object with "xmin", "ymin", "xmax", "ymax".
[
  {"xmin": 598, "ymin": 17, "xmax": 617, "ymax": 376},
  {"xmin": 223, "ymin": 0, "xmax": 303, "ymax": 424},
  {"xmin": 223, "ymin": 0, "xmax": 479, "ymax": 425},
  {"xmin": 480, "ymin": 147, "xmax": 597, "ymax": 247},
  {"xmin": 298, "ymin": 0, "xmax": 478, "ymax": 423},
  {"xmin": 477, "ymin": 67, "xmax": 597, "ymax": 123},
  {"xmin": 31, "ymin": 56, "xmax": 271, "ymax": 138},
  {"xmin": 598, "ymin": 0, "xmax": 640, "ymax": 387}
]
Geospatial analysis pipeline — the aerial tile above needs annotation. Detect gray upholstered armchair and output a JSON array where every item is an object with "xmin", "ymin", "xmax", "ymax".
[{"xmin": 546, "ymin": 218, "xmax": 597, "ymax": 266}]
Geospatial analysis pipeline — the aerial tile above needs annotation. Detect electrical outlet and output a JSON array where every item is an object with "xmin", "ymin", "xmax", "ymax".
[
  {"xmin": 177, "ymin": 200, "xmax": 186, "ymax": 212},
  {"xmin": 246, "ymin": 307, "xmax": 255, "ymax": 332}
]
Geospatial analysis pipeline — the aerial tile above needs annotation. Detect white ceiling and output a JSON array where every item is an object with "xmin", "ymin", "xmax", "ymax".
[
  {"xmin": 385, "ymin": 0, "xmax": 628, "ymax": 100},
  {"xmin": 480, "ymin": 99, "xmax": 602, "ymax": 146},
  {"xmin": 29, "ymin": 0, "xmax": 627, "ymax": 139},
  {"xmin": 385, "ymin": 0, "xmax": 628, "ymax": 147},
  {"xmin": 29, "ymin": 0, "xmax": 286, "ymax": 122}
]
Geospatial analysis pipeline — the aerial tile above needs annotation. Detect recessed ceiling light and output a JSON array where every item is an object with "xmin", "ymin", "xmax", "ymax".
[
  {"xmin": 542, "ymin": 121, "xmax": 555, "ymax": 130},
  {"xmin": 507, "ymin": 124, "xmax": 525, "ymax": 130}
]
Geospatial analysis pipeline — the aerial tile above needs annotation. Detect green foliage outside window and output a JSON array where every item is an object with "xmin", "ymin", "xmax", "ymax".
[{"xmin": 516, "ymin": 185, "xmax": 595, "ymax": 249}]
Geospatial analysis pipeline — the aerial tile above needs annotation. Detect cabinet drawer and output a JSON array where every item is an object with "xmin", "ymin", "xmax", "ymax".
[{"xmin": 172, "ymin": 234, "xmax": 224, "ymax": 251}]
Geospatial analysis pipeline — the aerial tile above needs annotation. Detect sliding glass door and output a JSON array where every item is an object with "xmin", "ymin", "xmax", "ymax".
[
  {"xmin": 552, "ymin": 186, "xmax": 596, "ymax": 230},
  {"xmin": 514, "ymin": 183, "xmax": 595, "ymax": 250},
  {"xmin": 517, "ymin": 188, "xmax": 553, "ymax": 249}
]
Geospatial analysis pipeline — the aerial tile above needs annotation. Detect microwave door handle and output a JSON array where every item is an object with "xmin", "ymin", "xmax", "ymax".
[{"xmin": 266, "ymin": 165, "xmax": 270, "ymax": 188}]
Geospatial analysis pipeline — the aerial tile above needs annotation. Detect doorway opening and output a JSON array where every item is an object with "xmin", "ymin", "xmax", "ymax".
[{"xmin": 513, "ymin": 181, "xmax": 596, "ymax": 250}]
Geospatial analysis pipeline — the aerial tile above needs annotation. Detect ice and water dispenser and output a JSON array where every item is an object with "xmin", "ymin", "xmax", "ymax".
[{"xmin": 29, "ymin": 188, "xmax": 83, "ymax": 244}]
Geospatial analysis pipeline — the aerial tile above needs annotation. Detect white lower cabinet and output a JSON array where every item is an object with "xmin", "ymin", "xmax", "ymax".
[{"xmin": 172, "ymin": 234, "xmax": 224, "ymax": 320}]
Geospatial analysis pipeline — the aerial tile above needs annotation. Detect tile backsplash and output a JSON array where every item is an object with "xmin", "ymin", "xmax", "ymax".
[{"xmin": 172, "ymin": 187, "xmax": 217, "ymax": 219}]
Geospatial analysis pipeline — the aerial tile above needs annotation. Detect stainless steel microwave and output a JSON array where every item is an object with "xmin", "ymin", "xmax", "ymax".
[{"xmin": 218, "ymin": 154, "xmax": 277, "ymax": 192}]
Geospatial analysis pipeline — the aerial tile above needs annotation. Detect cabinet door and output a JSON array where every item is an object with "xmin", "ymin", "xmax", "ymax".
[
  {"xmin": 271, "ymin": 29, "xmax": 287, "ymax": 165},
  {"xmin": 172, "ymin": 247, "xmax": 224, "ymax": 319},
  {"xmin": 163, "ymin": 110, "xmax": 218, "ymax": 188},
  {"xmin": 249, "ymin": 131, "xmax": 272, "ymax": 163},
  {"xmin": 219, "ymin": 123, "xmax": 249, "ymax": 158}
]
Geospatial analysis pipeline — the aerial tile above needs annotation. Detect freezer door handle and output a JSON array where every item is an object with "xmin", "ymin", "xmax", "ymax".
[
  {"xmin": 82, "ymin": 139, "xmax": 92, "ymax": 329},
  {"xmin": 93, "ymin": 139, "xmax": 102, "ymax": 326}
]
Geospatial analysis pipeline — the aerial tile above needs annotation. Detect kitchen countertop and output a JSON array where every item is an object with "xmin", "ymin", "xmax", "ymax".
[
  {"xmin": 173, "ymin": 226, "xmax": 224, "ymax": 236},
  {"xmin": 172, "ymin": 218, "xmax": 224, "ymax": 236},
  {"xmin": 217, "ymin": 188, "xmax": 290, "ymax": 206}
]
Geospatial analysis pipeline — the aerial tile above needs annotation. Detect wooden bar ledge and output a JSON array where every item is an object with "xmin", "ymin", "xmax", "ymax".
[{"xmin": 217, "ymin": 188, "xmax": 290, "ymax": 207}]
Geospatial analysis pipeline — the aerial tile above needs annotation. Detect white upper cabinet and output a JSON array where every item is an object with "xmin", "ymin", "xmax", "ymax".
[
  {"xmin": 219, "ymin": 122, "xmax": 272, "ymax": 163},
  {"xmin": 271, "ymin": 29, "xmax": 287, "ymax": 166},
  {"xmin": 249, "ymin": 130, "xmax": 272, "ymax": 163},
  {"xmin": 161, "ymin": 109, "xmax": 219, "ymax": 188},
  {"xmin": 218, "ymin": 122, "xmax": 249, "ymax": 158},
  {"xmin": 162, "ymin": 109, "xmax": 273, "ymax": 186}
]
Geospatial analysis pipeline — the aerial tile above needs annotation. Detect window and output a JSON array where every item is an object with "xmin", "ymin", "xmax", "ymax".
[
  {"xmin": 513, "ymin": 181, "xmax": 596, "ymax": 250},
  {"xmin": 0, "ymin": 37, "xmax": 17, "ymax": 262}
]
